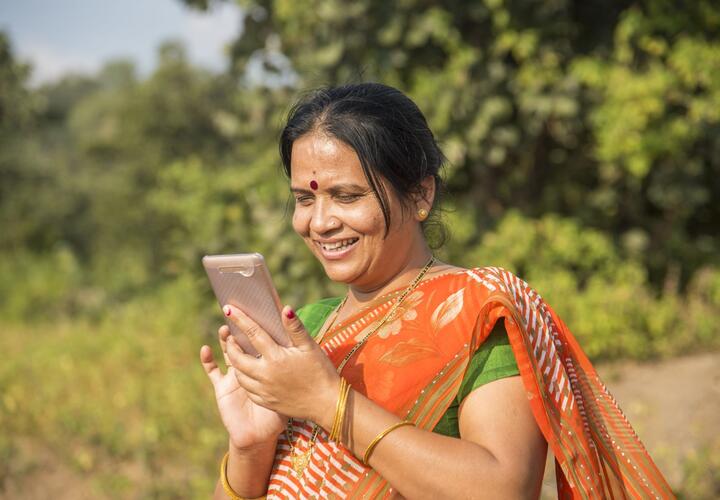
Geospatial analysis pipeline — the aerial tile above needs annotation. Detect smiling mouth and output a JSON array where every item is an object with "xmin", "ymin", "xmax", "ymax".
[{"xmin": 317, "ymin": 238, "xmax": 359, "ymax": 253}]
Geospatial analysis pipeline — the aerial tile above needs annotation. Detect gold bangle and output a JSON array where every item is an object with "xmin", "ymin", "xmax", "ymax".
[
  {"xmin": 330, "ymin": 377, "xmax": 351, "ymax": 442},
  {"xmin": 220, "ymin": 451, "xmax": 267, "ymax": 500},
  {"xmin": 362, "ymin": 421, "xmax": 415, "ymax": 465},
  {"xmin": 329, "ymin": 379, "xmax": 341, "ymax": 441},
  {"xmin": 329, "ymin": 378, "xmax": 345, "ymax": 441}
]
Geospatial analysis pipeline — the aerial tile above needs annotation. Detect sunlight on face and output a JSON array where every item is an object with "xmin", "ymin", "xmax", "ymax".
[{"xmin": 290, "ymin": 131, "xmax": 422, "ymax": 291}]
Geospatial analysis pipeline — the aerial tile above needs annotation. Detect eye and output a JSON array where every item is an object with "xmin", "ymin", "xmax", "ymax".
[
  {"xmin": 294, "ymin": 195, "xmax": 314, "ymax": 206},
  {"xmin": 335, "ymin": 193, "xmax": 362, "ymax": 203}
]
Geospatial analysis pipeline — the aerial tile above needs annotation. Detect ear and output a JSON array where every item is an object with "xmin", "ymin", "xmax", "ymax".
[{"xmin": 415, "ymin": 175, "xmax": 436, "ymax": 212}]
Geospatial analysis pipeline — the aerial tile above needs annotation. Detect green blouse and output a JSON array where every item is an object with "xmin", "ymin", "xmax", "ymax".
[{"xmin": 298, "ymin": 298, "xmax": 519, "ymax": 439}]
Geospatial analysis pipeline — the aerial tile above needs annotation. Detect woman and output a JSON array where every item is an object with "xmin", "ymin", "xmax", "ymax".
[{"xmin": 200, "ymin": 83, "xmax": 672, "ymax": 499}]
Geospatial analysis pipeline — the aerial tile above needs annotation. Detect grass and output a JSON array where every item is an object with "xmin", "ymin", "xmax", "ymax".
[{"xmin": 0, "ymin": 277, "xmax": 226, "ymax": 498}]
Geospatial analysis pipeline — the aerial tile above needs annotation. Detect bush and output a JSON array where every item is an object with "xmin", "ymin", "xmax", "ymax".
[
  {"xmin": 679, "ymin": 438, "xmax": 720, "ymax": 499},
  {"xmin": 0, "ymin": 277, "xmax": 223, "ymax": 497}
]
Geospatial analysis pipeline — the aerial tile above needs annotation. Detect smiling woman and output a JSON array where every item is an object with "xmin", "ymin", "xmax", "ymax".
[
  {"xmin": 199, "ymin": 83, "xmax": 673, "ymax": 499},
  {"xmin": 289, "ymin": 133, "xmax": 431, "ymax": 289}
]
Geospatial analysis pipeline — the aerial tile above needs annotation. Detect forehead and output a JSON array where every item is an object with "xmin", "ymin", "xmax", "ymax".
[{"xmin": 290, "ymin": 132, "xmax": 368, "ymax": 184}]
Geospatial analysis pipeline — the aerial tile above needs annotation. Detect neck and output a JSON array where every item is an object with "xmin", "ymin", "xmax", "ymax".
[{"xmin": 346, "ymin": 246, "xmax": 434, "ymax": 306}]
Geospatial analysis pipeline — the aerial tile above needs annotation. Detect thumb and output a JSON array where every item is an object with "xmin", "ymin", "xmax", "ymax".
[
  {"xmin": 199, "ymin": 345, "xmax": 223, "ymax": 386},
  {"xmin": 281, "ymin": 305, "xmax": 313, "ymax": 348}
]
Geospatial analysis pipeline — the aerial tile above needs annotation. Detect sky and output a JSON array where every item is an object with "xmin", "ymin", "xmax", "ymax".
[{"xmin": 0, "ymin": 0, "xmax": 244, "ymax": 85}]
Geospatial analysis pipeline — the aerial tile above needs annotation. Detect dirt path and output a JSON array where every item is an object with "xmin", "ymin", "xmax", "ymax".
[{"xmin": 597, "ymin": 351, "xmax": 720, "ymax": 485}]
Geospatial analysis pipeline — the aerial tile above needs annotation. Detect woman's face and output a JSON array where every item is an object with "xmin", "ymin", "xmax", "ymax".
[{"xmin": 290, "ymin": 131, "xmax": 423, "ymax": 291}]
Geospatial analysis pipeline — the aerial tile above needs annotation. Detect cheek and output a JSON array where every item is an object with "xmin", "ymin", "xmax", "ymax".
[
  {"xmin": 292, "ymin": 207, "xmax": 309, "ymax": 236},
  {"xmin": 364, "ymin": 210, "xmax": 388, "ymax": 237},
  {"xmin": 345, "ymin": 203, "xmax": 386, "ymax": 235},
  {"xmin": 368, "ymin": 212, "xmax": 386, "ymax": 234}
]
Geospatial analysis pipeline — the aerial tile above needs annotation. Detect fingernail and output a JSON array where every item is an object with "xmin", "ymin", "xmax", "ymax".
[
  {"xmin": 224, "ymin": 306, "xmax": 232, "ymax": 317},
  {"xmin": 285, "ymin": 308, "xmax": 296, "ymax": 319}
]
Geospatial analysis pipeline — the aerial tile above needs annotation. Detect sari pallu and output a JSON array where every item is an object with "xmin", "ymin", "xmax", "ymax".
[{"xmin": 267, "ymin": 267, "xmax": 674, "ymax": 499}]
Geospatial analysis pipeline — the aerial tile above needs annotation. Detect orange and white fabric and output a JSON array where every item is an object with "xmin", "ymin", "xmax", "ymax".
[{"xmin": 267, "ymin": 267, "xmax": 674, "ymax": 499}]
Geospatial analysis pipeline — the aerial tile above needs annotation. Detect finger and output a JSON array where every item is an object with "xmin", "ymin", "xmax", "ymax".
[
  {"xmin": 199, "ymin": 345, "xmax": 223, "ymax": 386},
  {"xmin": 246, "ymin": 391, "xmax": 271, "ymax": 409},
  {"xmin": 218, "ymin": 325, "xmax": 231, "ymax": 366},
  {"xmin": 225, "ymin": 335, "xmax": 262, "ymax": 379},
  {"xmin": 232, "ymin": 364, "xmax": 264, "ymax": 395},
  {"xmin": 223, "ymin": 305, "xmax": 278, "ymax": 356},
  {"xmin": 281, "ymin": 305, "xmax": 313, "ymax": 348}
]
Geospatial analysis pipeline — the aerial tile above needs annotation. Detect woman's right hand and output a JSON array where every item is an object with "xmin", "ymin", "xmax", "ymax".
[{"xmin": 200, "ymin": 325, "xmax": 286, "ymax": 450}]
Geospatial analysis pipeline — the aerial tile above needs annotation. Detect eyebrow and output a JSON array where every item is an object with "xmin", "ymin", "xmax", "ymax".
[{"xmin": 290, "ymin": 183, "xmax": 370, "ymax": 195}]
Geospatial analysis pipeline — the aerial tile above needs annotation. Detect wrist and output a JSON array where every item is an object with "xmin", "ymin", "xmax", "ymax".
[
  {"xmin": 220, "ymin": 450, "xmax": 270, "ymax": 500},
  {"xmin": 228, "ymin": 439, "xmax": 277, "ymax": 457},
  {"xmin": 223, "ymin": 441, "xmax": 276, "ymax": 498},
  {"xmin": 313, "ymin": 375, "xmax": 343, "ymax": 431}
]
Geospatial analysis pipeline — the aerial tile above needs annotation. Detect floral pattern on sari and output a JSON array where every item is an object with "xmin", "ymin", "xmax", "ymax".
[
  {"xmin": 430, "ymin": 287, "xmax": 464, "ymax": 335},
  {"xmin": 353, "ymin": 290, "xmax": 425, "ymax": 342}
]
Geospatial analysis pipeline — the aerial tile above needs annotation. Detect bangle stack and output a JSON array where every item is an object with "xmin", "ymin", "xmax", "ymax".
[
  {"xmin": 362, "ymin": 421, "xmax": 415, "ymax": 465},
  {"xmin": 329, "ymin": 377, "xmax": 351, "ymax": 442},
  {"xmin": 329, "ymin": 379, "xmax": 416, "ymax": 467},
  {"xmin": 220, "ymin": 451, "xmax": 267, "ymax": 500}
]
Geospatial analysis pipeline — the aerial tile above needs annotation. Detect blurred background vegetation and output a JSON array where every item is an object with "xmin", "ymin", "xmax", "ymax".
[{"xmin": 1, "ymin": 0, "xmax": 719, "ymax": 498}]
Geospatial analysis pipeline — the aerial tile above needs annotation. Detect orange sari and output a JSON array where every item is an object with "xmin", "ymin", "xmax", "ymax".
[{"xmin": 267, "ymin": 267, "xmax": 674, "ymax": 499}]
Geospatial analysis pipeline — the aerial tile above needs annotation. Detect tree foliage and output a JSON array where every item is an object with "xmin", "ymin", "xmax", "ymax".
[
  {"xmin": 183, "ymin": 0, "xmax": 720, "ymax": 289},
  {"xmin": 2, "ymin": 0, "xmax": 720, "ymax": 342}
]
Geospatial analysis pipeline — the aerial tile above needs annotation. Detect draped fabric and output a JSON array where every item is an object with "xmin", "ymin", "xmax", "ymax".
[{"xmin": 267, "ymin": 267, "xmax": 674, "ymax": 499}]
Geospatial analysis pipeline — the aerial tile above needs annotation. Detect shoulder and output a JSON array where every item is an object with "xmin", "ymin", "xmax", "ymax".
[
  {"xmin": 297, "ymin": 297, "xmax": 342, "ymax": 318},
  {"xmin": 432, "ymin": 265, "xmax": 525, "ymax": 305},
  {"xmin": 464, "ymin": 266, "xmax": 522, "ymax": 287},
  {"xmin": 302, "ymin": 297, "xmax": 344, "ymax": 309},
  {"xmin": 431, "ymin": 265, "xmax": 538, "ymax": 337},
  {"xmin": 459, "ymin": 266, "xmax": 540, "ymax": 308},
  {"xmin": 432, "ymin": 264, "xmax": 523, "ymax": 288},
  {"xmin": 297, "ymin": 297, "xmax": 343, "ymax": 337}
]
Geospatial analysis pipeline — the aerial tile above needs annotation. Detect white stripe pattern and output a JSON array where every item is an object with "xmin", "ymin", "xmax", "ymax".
[{"xmin": 476, "ymin": 267, "xmax": 577, "ymax": 417}]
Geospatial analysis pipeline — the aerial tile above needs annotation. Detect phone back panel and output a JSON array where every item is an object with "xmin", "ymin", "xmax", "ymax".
[{"xmin": 202, "ymin": 253, "xmax": 287, "ymax": 355}]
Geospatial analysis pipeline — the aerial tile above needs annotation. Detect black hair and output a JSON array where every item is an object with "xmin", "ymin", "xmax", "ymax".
[{"xmin": 279, "ymin": 82, "xmax": 447, "ymax": 247}]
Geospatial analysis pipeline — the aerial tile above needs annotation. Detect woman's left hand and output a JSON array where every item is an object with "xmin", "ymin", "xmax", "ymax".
[{"xmin": 223, "ymin": 304, "xmax": 341, "ymax": 426}]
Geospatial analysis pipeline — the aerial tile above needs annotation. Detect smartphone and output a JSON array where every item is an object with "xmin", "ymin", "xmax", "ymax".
[{"xmin": 202, "ymin": 253, "xmax": 289, "ymax": 356}]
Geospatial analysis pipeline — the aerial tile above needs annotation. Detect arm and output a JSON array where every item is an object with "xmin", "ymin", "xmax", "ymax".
[
  {"xmin": 200, "ymin": 326, "xmax": 285, "ymax": 499},
  {"xmin": 312, "ymin": 375, "xmax": 547, "ymax": 499},
  {"xmin": 223, "ymin": 305, "xmax": 547, "ymax": 499},
  {"xmin": 212, "ymin": 441, "xmax": 277, "ymax": 499}
]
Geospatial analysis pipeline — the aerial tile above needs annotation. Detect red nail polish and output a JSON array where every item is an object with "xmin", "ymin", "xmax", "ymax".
[
  {"xmin": 224, "ymin": 306, "xmax": 232, "ymax": 317},
  {"xmin": 285, "ymin": 308, "xmax": 296, "ymax": 319}
]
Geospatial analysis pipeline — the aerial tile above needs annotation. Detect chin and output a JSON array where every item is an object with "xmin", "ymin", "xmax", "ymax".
[
  {"xmin": 321, "ymin": 265, "xmax": 357, "ymax": 284},
  {"xmin": 318, "ymin": 259, "xmax": 364, "ymax": 284}
]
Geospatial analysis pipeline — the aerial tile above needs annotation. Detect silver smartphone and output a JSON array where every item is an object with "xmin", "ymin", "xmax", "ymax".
[{"xmin": 202, "ymin": 253, "xmax": 289, "ymax": 356}]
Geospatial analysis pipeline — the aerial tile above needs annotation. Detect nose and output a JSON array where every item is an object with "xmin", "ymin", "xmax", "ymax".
[{"xmin": 309, "ymin": 198, "xmax": 341, "ymax": 235}]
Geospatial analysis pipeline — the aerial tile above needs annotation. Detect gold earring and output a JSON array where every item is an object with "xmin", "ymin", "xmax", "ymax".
[{"xmin": 417, "ymin": 208, "xmax": 429, "ymax": 221}]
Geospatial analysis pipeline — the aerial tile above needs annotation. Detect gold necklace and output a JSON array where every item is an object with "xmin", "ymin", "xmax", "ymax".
[
  {"xmin": 285, "ymin": 256, "xmax": 436, "ymax": 476},
  {"xmin": 334, "ymin": 256, "xmax": 435, "ymax": 374}
]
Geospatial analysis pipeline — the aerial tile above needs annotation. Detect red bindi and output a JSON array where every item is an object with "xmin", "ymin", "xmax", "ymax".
[{"xmin": 310, "ymin": 180, "xmax": 318, "ymax": 190}]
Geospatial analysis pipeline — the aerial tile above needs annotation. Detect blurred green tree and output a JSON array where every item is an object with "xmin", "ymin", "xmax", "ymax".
[
  {"xmin": 1, "ymin": 0, "xmax": 719, "ymax": 351},
  {"xmin": 181, "ymin": 0, "xmax": 720, "ymax": 290},
  {"xmin": 0, "ymin": 33, "xmax": 44, "ymax": 251}
]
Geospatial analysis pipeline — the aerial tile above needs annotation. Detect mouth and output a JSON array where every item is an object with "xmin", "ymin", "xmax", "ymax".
[{"xmin": 315, "ymin": 237, "xmax": 359, "ymax": 260}]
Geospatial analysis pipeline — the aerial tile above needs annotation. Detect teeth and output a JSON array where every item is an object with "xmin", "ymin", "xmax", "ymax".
[{"xmin": 321, "ymin": 238, "xmax": 357, "ymax": 251}]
